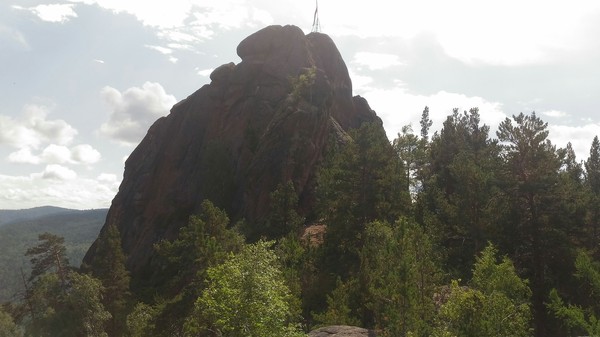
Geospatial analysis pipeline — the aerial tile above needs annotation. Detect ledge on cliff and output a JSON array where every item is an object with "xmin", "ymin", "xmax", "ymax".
[{"xmin": 309, "ymin": 325, "xmax": 378, "ymax": 337}]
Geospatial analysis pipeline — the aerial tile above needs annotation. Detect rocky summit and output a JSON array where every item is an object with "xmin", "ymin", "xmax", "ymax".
[{"xmin": 83, "ymin": 24, "xmax": 383, "ymax": 288}]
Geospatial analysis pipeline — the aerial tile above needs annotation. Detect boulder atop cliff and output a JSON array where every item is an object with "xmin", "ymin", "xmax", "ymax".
[
  {"xmin": 309, "ymin": 325, "xmax": 377, "ymax": 337},
  {"xmin": 83, "ymin": 24, "xmax": 383, "ymax": 289}
]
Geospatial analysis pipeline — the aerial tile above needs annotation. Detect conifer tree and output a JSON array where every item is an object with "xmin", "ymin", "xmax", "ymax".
[
  {"xmin": 151, "ymin": 200, "xmax": 244, "ymax": 335},
  {"xmin": 25, "ymin": 233, "xmax": 69, "ymax": 285},
  {"xmin": 418, "ymin": 108, "xmax": 499, "ymax": 278},
  {"xmin": 548, "ymin": 250, "xmax": 600, "ymax": 336},
  {"xmin": 86, "ymin": 224, "xmax": 131, "ymax": 337},
  {"xmin": 22, "ymin": 234, "xmax": 110, "ymax": 337},
  {"xmin": 261, "ymin": 181, "xmax": 304, "ymax": 239},
  {"xmin": 496, "ymin": 112, "xmax": 566, "ymax": 336},
  {"xmin": 585, "ymin": 136, "xmax": 600, "ymax": 251},
  {"xmin": 359, "ymin": 218, "xmax": 439, "ymax": 336},
  {"xmin": 318, "ymin": 122, "xmax": 409, "ymax": 278}
]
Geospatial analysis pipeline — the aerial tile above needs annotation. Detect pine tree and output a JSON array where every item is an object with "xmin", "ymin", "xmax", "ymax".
[
  {"xmin": 496, "ymin": 112, "xmax": 567, "ymax": 336},
  {"xmin": 418, "ymin": 108, "xmax": 499, "ymax": 279},
  {"xmin": 261, "ymin": 181, "xmax": 305, "ymax": 239},
  {"xmin": 548, "ymin": 250, "xmax": 600, "ymax": 336},
  {"xmin": 359, "ymin": 219, "xmax": 440, "ymax": 336},
  {"xmin": 25, "ymin": 233, "xmax": 69, "ymax": 285},
  {"xmin": 585, "ymin": 136, "xmax": 600, "ymax": 252},
  {"xmin": 22, "ymin": 234, "xmax": 110, "ymax": 337},
  {"xmin": 585, "ymin": 136, "xmax": 600, "ymax": 194},
  {"xmin": 318, "ymin": 122, "xmax": 409, "ymax": 278},
  {"xmin": 85, "ymin": 224, "xmax": 131, "ymax": 337},
  {"xmin": 151, "ymin": 200, "xmax": 244, "ymax": 335},
  {"xmin": 420, "ymin": 106, "xmax": 433, "ymax": 142},
  {"xmin": 393, "ymin": 125, "xmax": 425, "ymax": 196}
]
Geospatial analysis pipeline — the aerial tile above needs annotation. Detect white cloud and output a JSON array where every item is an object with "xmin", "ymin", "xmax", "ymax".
[
  {"xmin": 14, "ymin": 4, "xmax": 78, "ymax": 23},
  {"xmin": 8, "ymin": 148, "xmax": 40, "ymax": 164},
  {"xmin": 67, "ymin": 0, "xmax": 275, "ymax": 55},
  {"xmin": 0, "ymin": 171, "xmax": 120, "ymax": 209},
  {"xmin": 0, "ymin": 105, "xmax": 78, "ymax": 149},
  {"xmin": 41, "ymin": 144, "xmax": 71, "ymax": 164},
  {"xmin": 197, "ymin": 68, "xmax": 213, "ymax": 77},
  {"xmin": 542, "ymin": 110, "xmax": 570, "ymax": 118},
  {"xmin": 549, "ymin": 123, "xmax": 600, "ymax": 161},
  {"xmin": 40, "ymin": 164, "xmax": 77, "ymax": 180},
  {"xmin": 6, "ymin": 143, "xmax": 102, "ymax": 165},
  {"xmin": 146, "ymin": 45, "xmax": 173, "ymax": 55},
  {"xmin": 358, "ymin": 85, "xmax": 507, "ymax": 141},
  {"xmin": 316, "ymin": 0, "xmax": 600, "ymax": 66},
  {"xmin": 352, "ymin": 52, "xmax": 404, "ymax": 70},
  {"xmin": 97, "ymin": 172, "xmax": 118, "ymax": 183},
  {"xmin": 99, "ymin": 81, "xmax": 176, "ymax": 145},
  {"xmin": 348, "ymin": 70, "xmax": 373, "ymax": 92},
  {"xmin": 71, "ymin": 144, "xmax": 101, "ymax": 164}
]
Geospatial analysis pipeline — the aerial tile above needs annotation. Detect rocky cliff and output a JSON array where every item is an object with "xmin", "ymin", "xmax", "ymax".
[{"xmin": 83, "ymin": 25, "xmax": 383, "ymax": 287}]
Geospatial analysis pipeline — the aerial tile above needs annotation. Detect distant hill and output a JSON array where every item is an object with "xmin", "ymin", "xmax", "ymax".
[
  {"xmin": 0, "ymin": 207, "xmax": 108, "ymax": 303},
  {"xmin": 0, "ymin": 206, "xmax": 77, "ymax": 227}
]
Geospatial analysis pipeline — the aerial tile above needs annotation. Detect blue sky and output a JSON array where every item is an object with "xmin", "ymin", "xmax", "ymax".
[{"xmin": 1, "ymin": 0, "xmax": 600, "ymax": 209}]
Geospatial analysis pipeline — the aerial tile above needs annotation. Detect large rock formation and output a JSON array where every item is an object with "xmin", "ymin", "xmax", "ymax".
[{"xmin": 83, "ymin": 25, "xmax": 382, "ymax": 288}]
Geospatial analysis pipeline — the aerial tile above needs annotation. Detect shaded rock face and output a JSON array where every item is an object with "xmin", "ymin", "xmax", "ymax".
[
  {"xmin": 83, "ymin": 25, "xmax": 382, "ymax": 287},
  {"xmin": 309, "ymin": 325, "xmax": 377, "ymax": 337}
]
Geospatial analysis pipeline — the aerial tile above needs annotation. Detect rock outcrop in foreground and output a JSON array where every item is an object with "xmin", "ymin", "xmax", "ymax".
[
  {"xmin": 83, "ymin": 25, "xmax": 383, "ymax": 287},
  {"xmin": 309, "ymin": 325, "xmax": 377, "ymax": 337}
]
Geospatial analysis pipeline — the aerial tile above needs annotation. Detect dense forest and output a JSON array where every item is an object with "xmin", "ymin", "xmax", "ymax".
[
  {"xmin": 2, "ymin": 108, "xmax": 600, "ymax": 337},
  {"xmin": 0, "ymin": 209, "xmax": 106, "ymax": 303}
]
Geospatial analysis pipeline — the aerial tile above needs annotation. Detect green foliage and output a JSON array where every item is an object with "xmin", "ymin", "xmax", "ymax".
[
  {"xmin": 0, "ymin": 209, "xmax": 106, "ymax": 302},
  {"xmin": 85, "ymin": 224, "xmax": 131, "ymax": 337},
  {"xmin": 418, "ymin": 108, "xmax": 499, "ymax": 279},
  {"xmin": 496, "ymin": 112, "xmax": 574, "ymax": 335},
  {"xmin": 312, "ymin": 277, "xmax": 361, "ymax": 327},
  {"xmin": 433, "ymin": 244, "xmax": 532, "ymax": 337},
  {"xmin": 359, "ymin": 219, "xmax": 440, "ymax": 336},
  {"xmin": 25, "ymin": 232, "xmax": 70, "ymax": 284},
  {"xmin": 274, "ymin": 233, "xmax": 307, "ymax": 320},
  {"xmin": 318, "ymin": 121, "xmax": 409, "ymax": 277},
  {"xmin": 289, "ymin": 66, "xmax": 317, "ymax": 103},
  {"xmin": 257, "ymin": 181, "xmax": 305, "ymax": 240},
  {"xmin": 150, "ymin": 200, "xmax": 244, "ymax": 335},
  {"xmin": 548, "ymin": 250, "xmax": 600, "ymax": 336},
  {"xmin": 0, "ymin": 306, "xmax": 22, "ymax": 337},
  {"xmin": 18, "ymin": 233, "xmax": 111, "ymax": 336},
  {"xmin": 65, "ymin": 272, "xmax": 113, "ymax": 337},
  {"xmin": 186, "ymin": 240, "xmax": 305, "ymax": 337},
  {"xmin": 584, "ymin": 136, "xmax": 600, "ymax": 252},
  {"xmin": 126, "ymin": 302, "xmax": 157, "ymax": 337},
  {"xmin": 23, "ymin": 270, "xmax": 111, "ymax": 337},
  {"xmin": 393, "ymin": 124, "xmax": 427, "ymax": 196}
]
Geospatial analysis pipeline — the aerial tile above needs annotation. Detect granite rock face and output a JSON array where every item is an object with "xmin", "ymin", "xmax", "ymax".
[
  {"xmin": 309, "ymin": 325, "xmax": 377, "ymax": 337},
  {"xmin": 83, "ymin": 25, "xmax": 382, "ymax": 288}
]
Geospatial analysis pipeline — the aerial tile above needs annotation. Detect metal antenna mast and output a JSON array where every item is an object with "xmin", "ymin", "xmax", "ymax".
[{"xmin": 311, "ymin": 0, "xmax": 321, "ymax": 32}]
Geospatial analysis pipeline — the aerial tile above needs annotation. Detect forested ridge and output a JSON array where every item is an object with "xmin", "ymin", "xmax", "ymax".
[
  {"xmin": 2, "ymin": 108, "xmax": 600, "ymax": 337},
  {"xmin": 0, "ymin": 209, "xmax": 107, "ymax": 303}
]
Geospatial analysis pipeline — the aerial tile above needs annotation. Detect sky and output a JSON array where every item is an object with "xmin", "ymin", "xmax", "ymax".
[{"xmin": 1, "ymin": 0, "xmax": 600, "ymax": 210}]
